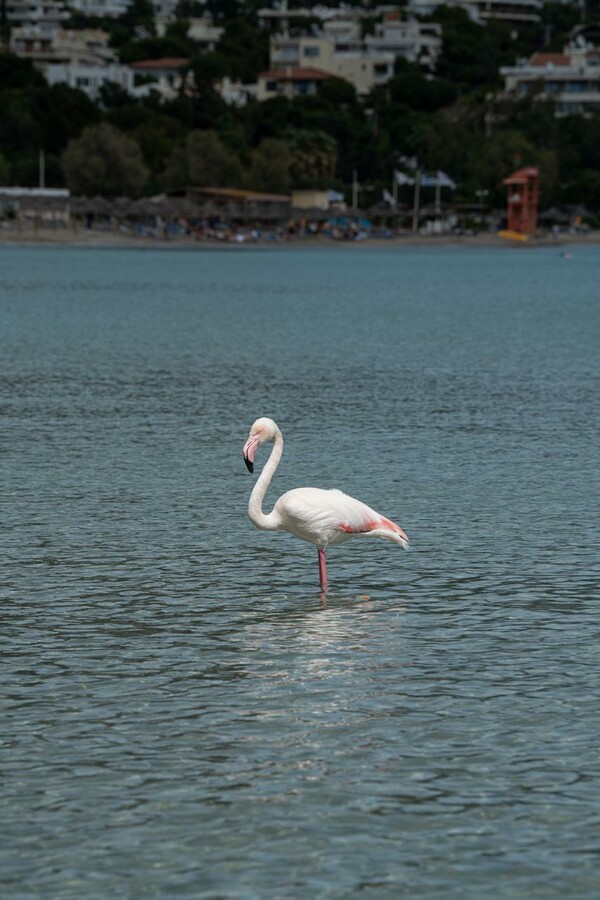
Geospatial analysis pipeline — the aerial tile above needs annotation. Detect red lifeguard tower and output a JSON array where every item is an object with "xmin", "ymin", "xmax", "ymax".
[{"xmin": 502, "ymin": 166, "xmax": 539, "ymax": 236}]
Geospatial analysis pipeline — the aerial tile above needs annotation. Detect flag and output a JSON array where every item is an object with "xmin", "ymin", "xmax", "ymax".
[
  {"xmin": 397, "ymin": 155, "xmax": 419, "ymax": 170},
  {"xmin": 382, "ymin": 189, "xmax": 396, "ymax": 205},
  {"xmin": 394, "ymin": 169, "xmax": 414, "ymax": 186},
  {"xmin": 437, "ymin": 170, "xmax": 456, "ymax": 189},
  {"xmin": 420, "ymin": 171, "xmax": 457, "ymax": 188}
]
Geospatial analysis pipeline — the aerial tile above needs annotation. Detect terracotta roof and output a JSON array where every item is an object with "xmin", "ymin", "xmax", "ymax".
[
  {"xmin": 189, "ymin": 187, "xmax": 291, "ymax": 203},
  {"xmin": 258, "ymin": 67, "xmax": 333, "ymax": 82},
  {"xmin": 130, "ymin": 58, "xmax": 188, "ymax": 70},
  {"xmin": 503, "ymin": 166, "xmax": 539, "ymax": 185},
  {"xmin": 529, "ymin": 52, "xmax": 569, "ymax": 67}
]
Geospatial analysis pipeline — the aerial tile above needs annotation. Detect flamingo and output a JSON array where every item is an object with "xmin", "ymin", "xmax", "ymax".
[{"xmin": 242, "ymin": 417, "xmax": 409, "ymax": 592}]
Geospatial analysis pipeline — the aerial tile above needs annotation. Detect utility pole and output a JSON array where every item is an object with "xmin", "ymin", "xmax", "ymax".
[
  {"xmin": 352, "ymin": 169, "xmax": 358, "ymax": 210},
  {"xmin": 411, "ymin": 170, "xmax": 421, "ymax": 233}
]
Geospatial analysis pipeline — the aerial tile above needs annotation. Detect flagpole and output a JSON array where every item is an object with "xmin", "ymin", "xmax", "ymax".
[{"xmin": 412, "ymin": 170, "xmax": 421, "ymax": 233}]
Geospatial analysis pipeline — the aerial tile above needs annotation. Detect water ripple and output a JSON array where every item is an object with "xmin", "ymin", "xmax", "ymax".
[{"xmin": 2, "ymin": 245, "xmax": 600, "ymax": 898}]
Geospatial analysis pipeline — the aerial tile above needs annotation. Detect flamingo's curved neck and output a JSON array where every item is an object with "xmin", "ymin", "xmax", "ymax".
[{"xmin": 248, "ymin": 430, "xmax": 283, "ymax": 531}]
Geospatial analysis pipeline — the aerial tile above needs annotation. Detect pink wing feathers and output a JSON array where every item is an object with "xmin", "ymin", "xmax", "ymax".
[{"xmin": 335, "ymin": 491, "xmax": 409, "ymax": 547}]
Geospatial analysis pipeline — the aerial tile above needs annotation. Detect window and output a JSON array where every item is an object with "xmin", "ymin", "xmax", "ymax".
[
  {"xmin": 266, "ymin": 80, "xmax": 277, "ymax": 92},
  {"xmin": 374, "ymin": 64, "xmax": 389, "ymax": 77},
  {"xmin": 303, "ymin": 46, "xmax": 319, "ymax": 58}
]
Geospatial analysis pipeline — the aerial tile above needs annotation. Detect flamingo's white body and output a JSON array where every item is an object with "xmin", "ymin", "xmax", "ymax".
[{"xmin": 243, "ymin": 417, "xmax": 409, "ymax": 592}]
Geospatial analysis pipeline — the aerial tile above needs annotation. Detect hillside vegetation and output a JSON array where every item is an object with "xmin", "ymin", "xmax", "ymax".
[{"xmin": 2, "ymin": 0, "xmax": 600, "ymax": 209}]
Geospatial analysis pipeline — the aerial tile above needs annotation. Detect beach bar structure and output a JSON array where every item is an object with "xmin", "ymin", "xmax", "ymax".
[
  {"xmin": 502, "ymin": 166, "xmax": 539, "ymax": 236},
  {"xmin": 185, "ymin": 187, "xmax": 291, "ymax": 220}
]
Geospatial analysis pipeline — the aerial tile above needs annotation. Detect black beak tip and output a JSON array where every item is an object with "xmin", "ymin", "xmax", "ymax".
[{"xmin": 244, "ymin": 457, "xmax": 254, "ymax": 474}]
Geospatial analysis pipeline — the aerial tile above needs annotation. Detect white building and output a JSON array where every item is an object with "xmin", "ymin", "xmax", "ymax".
[
  {"xmin": 45, "ymin": 61, "xmax": 134, "ymax": 99},
  {"xmin": 10, "ymin": 25, "xmax": 114, "ymax": 66},
  {"xmin": 269, "ymin": 10, "xmax": 440, "ymax": 94},
  {"xmin": 270, "ymin": 26, "xmax": 395, "ymax": 95},
  {"xmin": 501, "ymin": 43, "xmax": 600, "ymax": 115},
  {"xmin": 129, "ymin": 57, "xmax": 191, "ymax": 99},
  {"xmin": 407, "ymin": 0, "xmax": 542, "ymax": 25},
  {"xmin": 256, "ymin": 66, "xmax": 334, "ymax": 101},
  {"xmin": 155, "ymin": 15, "xmax": 223, "ymax": 50},
  {"xmin": 216, "ymin": 76, "xmax": 256, "ymax": 106},
  {"xmin": 258, "ymin": 4, "xmax": 361, "ymax": 31},
  {"xmin": 67, "ymin": 0, "xmax": 130, "ymax": 16},
  {"xmin": 6, "ymin": 0, "xmax": 69, "ymax": 29},
  {"xmin": 365, "ymin": 14, "xmax": 442, "ymax": 72}
]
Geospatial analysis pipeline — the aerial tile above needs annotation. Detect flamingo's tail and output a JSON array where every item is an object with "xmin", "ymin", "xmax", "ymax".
[
  {"xmin": 346, "ymin": 516, "xmax": 409, "ymax": 549},
  {"xmin": 369, "ymin": 517, "xmax": 409, "ymax": 549}
]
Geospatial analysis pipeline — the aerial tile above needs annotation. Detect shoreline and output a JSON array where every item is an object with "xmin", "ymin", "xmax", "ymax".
[{"xmin": 1, "ymin": 224, "xmax": 599, "ymax": 250}]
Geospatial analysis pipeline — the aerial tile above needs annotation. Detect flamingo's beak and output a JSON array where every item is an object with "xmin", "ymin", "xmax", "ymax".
[{"xmin": 243, "ymin": 435, "xmax": 260, "ymax": 473}]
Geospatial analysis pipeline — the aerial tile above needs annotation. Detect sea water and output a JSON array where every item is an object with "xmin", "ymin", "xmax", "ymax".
[{"xmin": 2, "ymin": 243, "xmax": 599, "ymax": 897}]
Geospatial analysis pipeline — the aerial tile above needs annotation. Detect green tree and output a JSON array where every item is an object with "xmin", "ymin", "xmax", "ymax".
[
  {"xmin": 62, "ymin": 122, "xmax": 149, "ymax": 195},
  {"xmin": 314, "ymin": 76, "xmax": 358, "ymax": 109},
  {"xmin": 433, "ymin": 8, "xmax": 503, "ymax": 92},
  {"xmin": 40, "ymin": 84, "xmax": 101, "ymax": 154},
  {"xmin": 163, "ymin": 129, "xmax": 244, "ymax": 188},
  {"xmin": 561, "ymin": 169, "xmax": 600, "ymax": 209},
  {"xmin": 286, "ymin": 129, "xmax": 337, "ymax": 187},
  {"xmin": 109, "ymin": 0, "xmax": 156, "ymax": 58},
  {"xmin": 0, "ymin": 152, "xmax": 10, "ymax": 184},
  {"xmin": 465, "ymin": 129, "xmax": 557, "ymax": 203},
  {"xmin": 0, "ymin": 54, "xmax": 46, "ymax": 89},
  {"xmin": 388, "ymin": 70, "xmax": 457, "ymax": 113},
  {"xmin": 540, "ymin": 2, "xmax": 581, "ymax": 51},
  {"xmin": 250, "ymin": 138, "xmax": 291, "ymax": 192},
  {"xmin": 215, "ymin": 18, "xmax": 268, "ymax": 82}
]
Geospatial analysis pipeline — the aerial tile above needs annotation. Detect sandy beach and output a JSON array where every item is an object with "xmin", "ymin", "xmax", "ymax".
[{"xmin": 2, "ymin": 222, "xmax": 600, "ymax": 250}]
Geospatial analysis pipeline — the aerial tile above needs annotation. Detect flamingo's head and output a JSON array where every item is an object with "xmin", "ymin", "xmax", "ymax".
[{"xmin": 243, "ymin": 417, "xmax": 279, "ymax": 473}]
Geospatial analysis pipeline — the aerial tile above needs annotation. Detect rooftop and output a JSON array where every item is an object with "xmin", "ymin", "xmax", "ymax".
[
  {"xmin": 529, "ymin": 52, "xmax": 569, "ymax": 67},
  {"xmin": 129, "ymin": 58, "xmax": 188, "ymax": 70}
]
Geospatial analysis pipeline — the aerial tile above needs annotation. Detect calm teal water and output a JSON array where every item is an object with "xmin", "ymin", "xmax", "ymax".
[{"xmin": 2, "ymin": 244, "xmax": 599, "ymax": 898}]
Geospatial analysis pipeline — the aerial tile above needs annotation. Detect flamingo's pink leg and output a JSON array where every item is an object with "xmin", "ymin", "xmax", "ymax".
[{"xmin": 318, "ymin": 548, "xmax": 328, "ymax": 592}]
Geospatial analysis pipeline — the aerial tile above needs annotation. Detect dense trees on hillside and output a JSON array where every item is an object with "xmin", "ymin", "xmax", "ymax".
[
  {"xmin": 62, "ymin": 122, "xmax": 149, "ymax": 194},
  {"xmin": 1, "ymin": 2, "xmax": 600, "ymax": 211}
]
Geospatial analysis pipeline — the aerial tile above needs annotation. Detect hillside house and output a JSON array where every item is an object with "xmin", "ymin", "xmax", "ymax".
[{"xmin": 501, "ymin": 43, "xmax": 600, "ymax": 115}]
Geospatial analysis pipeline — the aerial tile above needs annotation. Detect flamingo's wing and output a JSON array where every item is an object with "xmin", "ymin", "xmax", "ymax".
[
  {"xmin": 276, "ymin": 488, "xmax": 409, "ymax": 548},
  {"xmin": 275, "ymin": 487, "xmax": 347, "ymax": 544},
  {"xmin": 329, "ymin": 490, "xmax": 409, "ymax": 546}
]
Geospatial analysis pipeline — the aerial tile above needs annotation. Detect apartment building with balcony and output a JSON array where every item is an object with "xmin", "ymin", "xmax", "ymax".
[
  {"xmin": 407, "ymin": 0, "xmax": 542, "ymax": 25},
  {"xmin": 6, "ymin": 0, "xmax": 70, "ymax": 29},
  {"xmin": 45, "ymin": 61, "xmax": 134, "ymax": 98},
  {"xmin": 67, "ymin": 0, "xmax": 130, "ymax": 15},
  {"xmin": 270, "ymin": 25, "xmax": 394, "ymax": 95},
  {"xmin": 501, "ymin": 42, "xmax": 600, "ymax": 116},
  {"xmin": 364, "ymin": 14, "xmax": 442, "ymax": 72},
  {"xmin": 9, "ymin": 25, "xmax": 113, "ymax": 66},
  {"xmin": 256, "ymin": 66, "xmax": 333, "ymax": 101},
  {"xmin": 268, "ymin": 10, "xmax": 441, "ymax": 94}
]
